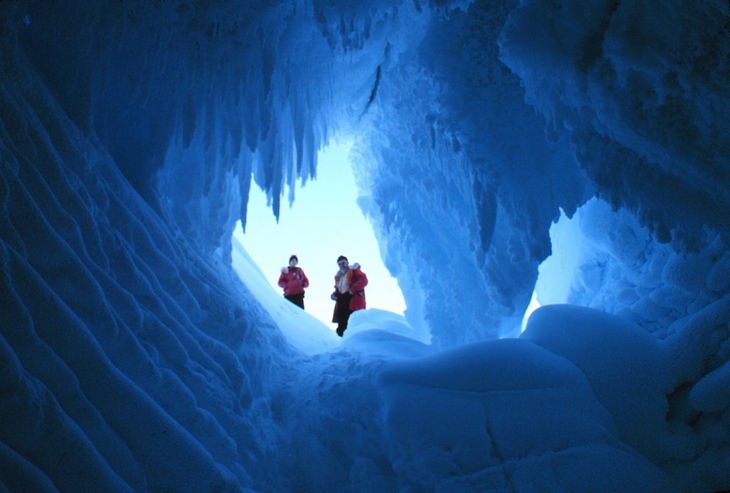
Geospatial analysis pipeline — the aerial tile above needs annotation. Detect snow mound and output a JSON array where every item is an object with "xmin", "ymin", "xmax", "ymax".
[
  {"xmin": 521, "ymin": 304, "xmax": 671, "ymax": 461},
  {"xmin": 338, "ymin": 309, "xmax": 432, "ymax": 359},
  {"xmin": 379, "ymin": 338, "xmax": 678, "ymax": 492}
]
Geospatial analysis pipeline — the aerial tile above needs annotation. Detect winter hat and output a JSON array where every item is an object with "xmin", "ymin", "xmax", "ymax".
[
  {"xmin": 289, "ymin": 255, "xmax": 298, "ymax": 263},
  {"xmin": 337, "ymin": 255, "xmax": 348, "ymax": 263}
]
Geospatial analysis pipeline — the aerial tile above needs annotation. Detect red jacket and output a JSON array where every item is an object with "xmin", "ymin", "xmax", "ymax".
[
  {"xmin": 278, "ymin": 266, "xmax": 309, "ymax": 296},
  {"xmin": 332, "ymin": 264, "xmax": 368, "ymax": 313},
  {"xmin": 348, "ymin": 266, "xmax": 368, "ymax": 311}
]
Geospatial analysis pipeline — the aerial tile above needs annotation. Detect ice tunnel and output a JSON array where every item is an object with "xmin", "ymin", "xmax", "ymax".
[{"xmin": 1, "ymin": 1, "xmax": 729, "ymax": 492}]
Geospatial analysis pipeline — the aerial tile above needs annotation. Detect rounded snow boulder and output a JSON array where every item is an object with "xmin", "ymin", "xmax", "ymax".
[{"xmin": 521, "ymin": 304, "xmax": 671, "ymax": 461}]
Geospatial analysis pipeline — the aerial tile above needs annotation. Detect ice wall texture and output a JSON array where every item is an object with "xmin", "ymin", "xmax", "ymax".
[
  {"xmin": 0, "ymin": 7, "xmax": 296, "ymax": 490},
  {"xmin": 355, "ymin": 0, "xmax": 728, "ymax": 344},
  {"xmin": 501, "ymin": 0, "xmax": 730, "ymax": 346},
  {"xmin": 1, "ymin": 0, "xmax": 729, "ymax": 491},
  {"xmin": 353, "ymin": 0, "xmax": 592, "ymax": 344},
  {"xmin": 0, "ymin": 1, "xmax": 444, "ymax": 490},
  {"xmin": 500, "ymin": 0, "xmax": 730, "ymax": 246},
  {"xmin": 12, "ymin": 0, "xmax": 383, "ymax": 256}
]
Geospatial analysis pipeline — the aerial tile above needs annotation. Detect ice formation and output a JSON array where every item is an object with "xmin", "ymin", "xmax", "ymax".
[{"xmin": 1, "ymin": 0, "xmax": 728, "ymax": 492}]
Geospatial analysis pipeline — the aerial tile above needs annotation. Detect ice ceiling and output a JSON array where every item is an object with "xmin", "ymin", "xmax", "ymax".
[
  {"xmin": 1, "ymin": 0, "xmax": 728, "ymax": 491},
  {"xmin": 6, "ymin": 0, "xmax": 727, "ymax": 343}
]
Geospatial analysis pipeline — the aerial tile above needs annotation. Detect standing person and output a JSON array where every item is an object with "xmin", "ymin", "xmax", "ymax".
[
  {"xmin": 330, "ymin": 255, "xmax": 368, "ymax": 337},
  {"xmin": 278, "ymin": 255, "xmax": 309, "ymax": 309}
]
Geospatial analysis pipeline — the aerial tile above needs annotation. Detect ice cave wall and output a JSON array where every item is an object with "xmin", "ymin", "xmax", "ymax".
[
  {"xmin": 351, "ymin": 0, "xmax": 729, "ymax": 345},
  {"xmin": 13, "ymin": 0, "xmax": 385, "ymax": 253},
  {"xmin": 1, "ymin": 2, "xmax": 311, "ymax": 489},
  {"xmin": 0, "ymin": 1, "xmax": 447, "ymax": 489},
  {"xmin": 11, "ymin": 0, "xmax": 726, "ymax": 350},
  {"xmin": 498, "ymin": 0, "xmax": 730, "ymax": 340},
  {"xmin": 1, "ymin": 0, "xmax": 729, "ymax": 489},
  {"xmin": 8, "ymin": 0, "xmax": 577, "ymax": 350},
  {"xmin": 353, "ymin": 0, "xmax": 593, "ymax": 346},
  {"xmin": 501, "ymin": 0, "xmax": 730, "ymax": 245}
]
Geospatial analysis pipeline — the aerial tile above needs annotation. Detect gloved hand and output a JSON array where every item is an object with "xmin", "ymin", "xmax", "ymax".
[{"xmin": 330, "ymin": 293, "xmax": 337, "ymax": 301}]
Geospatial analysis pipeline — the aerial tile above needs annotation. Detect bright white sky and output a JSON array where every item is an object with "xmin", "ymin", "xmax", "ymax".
[{"xmin": 234, "ymin": 139, "xmax": 406, "ymax": 328}]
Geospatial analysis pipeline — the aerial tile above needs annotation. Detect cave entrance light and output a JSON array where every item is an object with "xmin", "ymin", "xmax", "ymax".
[
  {"xmin": 232, "ymin": 139, "xmax": 406, "ymax": 330},
  {"xmin": 522, "ymin": 207, "xmax": 587, "ymax": 331}
]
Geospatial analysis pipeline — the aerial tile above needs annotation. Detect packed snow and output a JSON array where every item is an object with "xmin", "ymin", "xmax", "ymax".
[{"xmin": 1, "ymin": 1, "xmax": 728, "ymax": 492}]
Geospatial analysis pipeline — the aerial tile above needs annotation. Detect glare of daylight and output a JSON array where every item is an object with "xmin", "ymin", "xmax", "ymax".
[{"xmin": 234, "ymin": 140, "xmax": 406, "ymax": 328}]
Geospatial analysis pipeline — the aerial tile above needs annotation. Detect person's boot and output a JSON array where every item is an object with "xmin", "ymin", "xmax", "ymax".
[{"xmin": 336, "ymin": 327, "xmax": 343, "ymax": 337}]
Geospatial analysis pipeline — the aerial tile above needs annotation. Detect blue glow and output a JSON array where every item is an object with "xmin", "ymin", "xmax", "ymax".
[{"xmin": 235, "ymin": 140, "xmax": 406, "ymax": 328}]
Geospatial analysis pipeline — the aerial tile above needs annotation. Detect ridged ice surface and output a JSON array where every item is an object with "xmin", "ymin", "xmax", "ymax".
[{"xmin": 1, "ymin": 1, "xmax": 728, "ymax": 492}]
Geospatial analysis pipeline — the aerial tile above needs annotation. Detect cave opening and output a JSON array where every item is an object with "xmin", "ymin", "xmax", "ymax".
[{"xmin": 230, "ymin": 138, "xmax": 407, "ymax": 336}]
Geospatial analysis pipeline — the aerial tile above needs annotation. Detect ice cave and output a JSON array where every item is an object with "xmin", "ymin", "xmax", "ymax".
[{"xmin": 1, "ymin": 1, "xmax": 729, "ymax": 492}]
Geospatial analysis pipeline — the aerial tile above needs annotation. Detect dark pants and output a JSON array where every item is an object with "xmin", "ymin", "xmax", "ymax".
[
  {"xmin": 334, "ymin": 292, "xmax": 353, "ymax": 336},
  {"xmin": 285, "ymin": 292, "xmax": 305, "ymax": 309}
]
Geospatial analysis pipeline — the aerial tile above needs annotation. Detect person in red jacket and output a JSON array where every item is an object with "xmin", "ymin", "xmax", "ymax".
[
  {"xmin": 330, "ymin": 255, "xmax": 368, "ymax": 337},
  {"xmin": 278, "ymin": 255, "xmax": 309, "ymax": 309}
]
